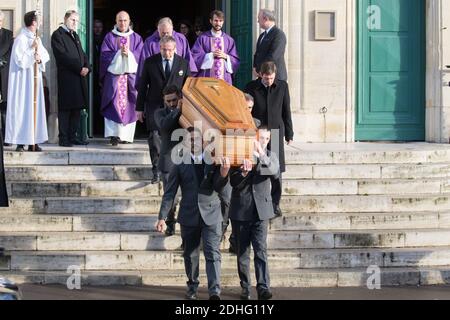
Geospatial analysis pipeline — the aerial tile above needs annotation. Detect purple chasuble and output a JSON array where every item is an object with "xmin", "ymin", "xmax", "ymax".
[
  {"xmin": 191, "ymin": 31, "xmax": 240, "ymax": 85},
  {"xmin": 100, "ymin": 31, "xmax": 143, "ymax": 125}
]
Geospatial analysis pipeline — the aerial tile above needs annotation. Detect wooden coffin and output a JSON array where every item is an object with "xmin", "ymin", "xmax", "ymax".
[{"xmin": 181, "ymin": 77, "xmax": 257, "ymax": 166}]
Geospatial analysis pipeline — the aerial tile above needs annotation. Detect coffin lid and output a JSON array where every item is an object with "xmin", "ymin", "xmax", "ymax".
[{"xmin": 182, "ymin": 77, "xmax": 257, "ymax": 132}]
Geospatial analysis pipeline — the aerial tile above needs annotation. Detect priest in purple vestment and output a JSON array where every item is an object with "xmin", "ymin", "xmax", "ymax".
[
  {"xmin": 100, "ymin": 11, "xmax": 143, "ymax": 146},
  {"xmin": 138, "ymin": 17, "xmax": 197, "ymax": 77},
  {"xmin": 191, "ymin": 10, "xmax": 240, "ymax": 85}
]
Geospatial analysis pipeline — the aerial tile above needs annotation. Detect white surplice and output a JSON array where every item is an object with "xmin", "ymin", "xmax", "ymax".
[{"xmin": 5, "ymin": 28, "xmax": 50, "ymax": 145}]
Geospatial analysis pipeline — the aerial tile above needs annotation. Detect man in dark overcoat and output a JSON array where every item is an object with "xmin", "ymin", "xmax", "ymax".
[
  {"xmin": 51, "ymin": 10, "xmax": 90, "ymax": 147},
  {"xmin": 245, "ymin": 61, "xmax": 294, "ymax": 217}
]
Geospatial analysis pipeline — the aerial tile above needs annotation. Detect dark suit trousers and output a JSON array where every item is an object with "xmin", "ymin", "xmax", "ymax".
[
  {"xmin": 59, "ymin": 109, "xmax": 81, "ymax": 143},
  {"xmin": 148, "ymin": 130, "xmax": 161, "ymax": 176},
  {"xmin": 162, "ymin": 171, "xmax": 180, "ymax": 226},
  {"xmin": 271, "ymin": 173, "xmax": 283, "ymax": 206},
  {"xmin": 0, "ymin": 103, "xmax": 6, "ymax": 142},
  {"xmin": 232, "ymin": 218, "xmax": 271, "ymax": 293},
  {"xmin": 219, "ymin": 183, "xmax": 236, "ymax": 249},
  {"xmin": 181, "ymin": 221, "xmax": 222, "ymax": 296}
]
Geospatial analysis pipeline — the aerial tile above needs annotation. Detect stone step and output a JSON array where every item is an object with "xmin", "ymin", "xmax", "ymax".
[
  {"xmin": 3, "ymin": 267, "xmax": 450, "ymax": 288},
  {"xmin": 8, "ymin": 182, "xmax": 162, "ymax": 198},
  {"xmin": 6, "ymin": 164, "xmax": 450, "ymax": 182},
  {"xmin": 1, "ymin": 212, "xmax": 448, "ymax": 233},
  {"xmin": 4, "ymin": 150, "xmax": 151, "ymax": 166},
  {"xmin": 3, "ymin": 144, "xmax": 450, "ymax": 167},
  {"xmin": 2, "ymin": 230, "xmax": 450, "ymax": 252},
  {"xmin": 8, "ymin": 179, "xmax": 448, "ymax": 198},
  {"xmin": 285, "ymin": 146, "xmax": 450, "ymax": 165},
  {"xmin": 5, "ymin": 166, "xmax": 153, "ymax": 182},
  {"xmin": 2, "ymin": 194, "xmax": 450, "ymax": 215},
  {"xmin": 271, "ymin": 212, "xmax": 450, "ymax": 231},
  {"xmin": 5, "ymin": 247, "xmax": 450, "ymax": 271},
  {"xmin": 292, "ymin": 164, "xmax": 450, "ymax": 180}
]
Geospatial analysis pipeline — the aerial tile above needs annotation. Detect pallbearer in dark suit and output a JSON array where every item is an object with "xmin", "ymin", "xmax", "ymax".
[
  {"xmin": 136, "ymin": 36, "xmax": 190, "ymax": 184},
  {"xmin": 245, "ymin": 62, "xmax": 294, "ymax": 217},
  {"xmin": 51, "ymin": 10, "xmax": 91, "ymax": 147},
  {"xmin": 253, "ymin": 9, "xmax": 287, "ymax": 81},
  {"xmin": 0, "ymin": 12, "xmax": 13, "ymax": 146},
  {"xmin": 230, "ymin": 127, "xmax": 280, "ymax": 301},
  {"xmin": 154, "ymin": 85, "xmax": 183, "ymax": 236},
  {"xmin": 156, "ymin": 128, "xmax": 231, "ymax": 301}
]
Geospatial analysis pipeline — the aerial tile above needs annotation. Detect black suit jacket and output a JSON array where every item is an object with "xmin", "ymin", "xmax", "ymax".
[
  {"xmin": 254, "ymin": 26, "xmax": 287, "ymax": 81},
  {"xmin": 136, "ymin": 54, "xmax": 190, "ymax": 131},
  {"xmin": 229, "ymin": 151, "xmax": 280, "ymax": 222},
  {"xmin": 0, "ymin": 28, "xmax": 13, "ymax": 106},
  {"xmin": 154, "ymin": 106, "xmax": 182, "ymax": 173},
  {"xmin": 245, "ymin": 79, "xmax": 294, "ymax": 172},
  {"xmin": 159, "ymin": 157, "xmax": 229, "ymax": 227},
  {"xmin": 51, "ymin": 27, "xmax": 90, "ymax": 110}
]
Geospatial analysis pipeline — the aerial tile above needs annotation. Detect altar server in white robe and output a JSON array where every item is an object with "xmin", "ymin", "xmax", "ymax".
[{"xmin": 5, "ymin": 11, "xmax": 50, "ymax": 152}]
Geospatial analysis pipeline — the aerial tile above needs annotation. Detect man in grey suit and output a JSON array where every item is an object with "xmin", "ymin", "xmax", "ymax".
[
  {"xmin": 156, "ymin": 127, "xmax": 231, "ymax": 301},
  {"xmin": 230, "ymin": 127, "xmax": 280, "ymax": 301},
  {"xmin": 253, "ymin": 9, "xmax": 287, "ymax": 81}
]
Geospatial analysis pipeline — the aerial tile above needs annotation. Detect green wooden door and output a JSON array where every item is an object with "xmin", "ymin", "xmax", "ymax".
[
  {"xmin": 230, "ymin": 0, "xmax": 252, "ymax": 90},
  {"xmin": 356, "ymin": 0, "xmax": 425, "ymax": 141}
]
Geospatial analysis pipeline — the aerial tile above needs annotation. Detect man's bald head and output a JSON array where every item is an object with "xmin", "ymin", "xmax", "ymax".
[
  {"xmin": 158, "ymin": 17, "xmax": 174, "ymax": 38},
  {"xmin": 116, "ymin": 11, "xmax": 131, "ymax": 32}
]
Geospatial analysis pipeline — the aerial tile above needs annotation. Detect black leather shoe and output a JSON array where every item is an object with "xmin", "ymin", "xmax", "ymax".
[
  {"xmin": 28, "ymin": 145, "xmax": 42, "ymax": 152},
  {"xmin": 185, "ymin": 292, "xmax": 198, "ymax": 301},
  {"xmin": 151, "ymin": 174, "xmax": 161, "ymax": 185},
  {"xmin": 273, "ymin": 204, "xmax": 283, "ymax": 218},
  {"xmin": 3, "ymin": 143, "xmax": 11, "ymax": 147},
  {"xmin": 209, "ymin": 295, "xmax": 221, "ymax": 301},
  {"xmin": 16, "ymin": 145, "xmax": 25, "ymax": 152},
  {"xmin": 110, "ymin": 137, "xmax": 119, "ymax": 146},
  {"xmin": 258, "ymin": 290, "xmax": 273, "ymax": 300},
  {"xmin": 59, "ymin": 142, "xmax": 73, "ymax": 148},
  {"xmin": 240, "ymin": 288, "xmax": 251, "ymax": 301},
  {"xmin": 165, "ymin": 223, "xmax": 176, "ymax": 237},
  {"xmin": 71, "ymin": 139, "xmax": 89, "ymax": 146}
]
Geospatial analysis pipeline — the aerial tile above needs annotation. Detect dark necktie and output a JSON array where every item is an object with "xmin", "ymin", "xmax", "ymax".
[
  {"xmin": 259, "ymin": 31, "xmax": 267, "ymax": 46},
  {"xmin": 194, "ymin": 162, "xmax": 205, "ymax": 187},
  {"xmin": 164, "ymin": 59, "xmax": 171, "ymax": 80}
]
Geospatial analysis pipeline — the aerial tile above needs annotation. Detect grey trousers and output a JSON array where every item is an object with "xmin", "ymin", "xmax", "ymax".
[
  {"xmin": 161, "ymin": 171, "xmax": 180, "ymax": 226},
  {"xmin": 181, "ymin": 221, "xmax": 223, "ymax": 296},
  {"xmin": 232, "ymin": 219, "xmax": 271, "ymax": 293}
]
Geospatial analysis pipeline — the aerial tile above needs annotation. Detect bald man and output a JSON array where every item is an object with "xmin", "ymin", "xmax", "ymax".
[
  {"xmin": 100, "ymin": 11, "xmax": 143, "ymax": 146},
  {"xmin": 138, "ymin": 17, "xmax": 197, "ymax": 77}
]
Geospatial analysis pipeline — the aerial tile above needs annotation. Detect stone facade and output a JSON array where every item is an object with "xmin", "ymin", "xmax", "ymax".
[{"xmin": 2, "ymin": 0, "xmax": 450, "ymax": 143}]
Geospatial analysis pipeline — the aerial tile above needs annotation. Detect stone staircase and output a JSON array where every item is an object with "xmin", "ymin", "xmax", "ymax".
[{"xmin": 2, "ymin": 142, "xmax": 450, "ymax": 288}]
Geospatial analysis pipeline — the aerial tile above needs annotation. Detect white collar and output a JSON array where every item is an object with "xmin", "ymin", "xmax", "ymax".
[
  {"xmin": 191, "ymin": 153, "xmax": 204, "ymax": 163},
  {"xmin": 61, "ymin": 25, "xmax": 75, "ymax": 34},
  {"xmin": 211, "ymin": 29, "xmax": 223, "ymax": 37},
  {"xmin": 264, "ymin": 25, "xmax": 275, "ymax": 34},
  {"xmin": 112, "ymin": 26, "xmax": 134, "ymax": 37},
  {"xmin": 22, "ymin": 28, "xmax": 37, "ymax": 39},
  {"xmin": 162, "ymin": 56, "xmax": 174, "ymax": 62}
]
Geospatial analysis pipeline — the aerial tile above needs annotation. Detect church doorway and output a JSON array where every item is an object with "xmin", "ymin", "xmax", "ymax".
[
  {"xmin": 90, "ymin": 0, "xmax": 252, "ymax": 138},
  {"xmin": 91, "ymin": 0, "xmax": 219, "ymax": 137}
]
